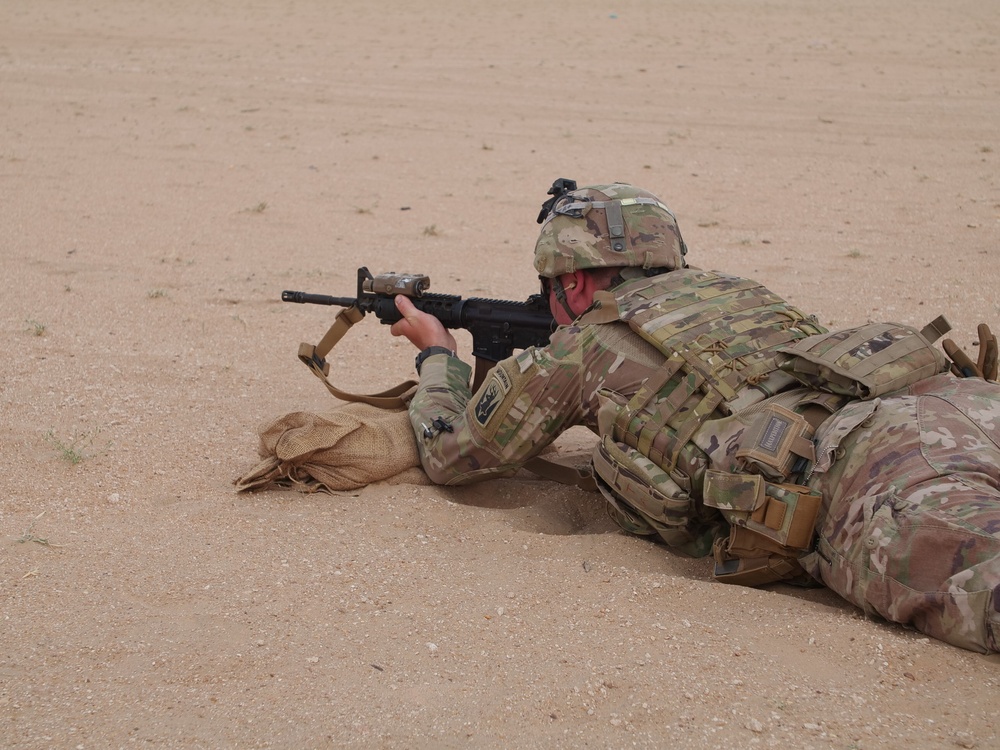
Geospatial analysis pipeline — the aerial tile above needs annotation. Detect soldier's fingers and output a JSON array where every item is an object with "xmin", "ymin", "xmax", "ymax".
[
  {"xmin": 394, "ymin": 294, "xmax": 417, "ymax": 317},
  {"xmin": 943, "ymin": 339, "xmax": 983, "ymax": 379},
  {"xmin": 389, "ymin": 296, "xmax": 416, "ymax": 338},
  {"xmin": 390, "ymin": 295, "xmax": 423, "ymax": 336},
  {"xmin": 390, "ymin": 295, "xmax": 455, "ymax": 351},
  {"xmin": 977, "ymin": 324, "xmax": 990, "ymax": 373},
  {"xmin": 978, "ymin": 324, "xmax": 998, "ymax": 381}
]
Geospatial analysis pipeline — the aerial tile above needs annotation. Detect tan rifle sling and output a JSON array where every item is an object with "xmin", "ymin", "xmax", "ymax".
[{"xmin": 297, "ymin": 305, "xmax": 418, "ymax": 409}]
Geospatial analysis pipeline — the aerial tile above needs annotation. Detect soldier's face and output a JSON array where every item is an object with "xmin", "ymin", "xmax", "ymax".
[
  {"xmin": 549, "ymin": 291, "xmax": 575, "ymax": 325},
  {"xmin": 541, "ymin": 278, "xmax": 570, "ymax": 325},
  {"xmin": 544, "ymin": 274, "xmax": 589, "ymax": 326}
]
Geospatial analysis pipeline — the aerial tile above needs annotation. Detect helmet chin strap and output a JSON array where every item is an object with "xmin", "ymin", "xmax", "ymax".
[{"xmin": 550, "ymin": 277, "xmax": 578, "ymax": 320}]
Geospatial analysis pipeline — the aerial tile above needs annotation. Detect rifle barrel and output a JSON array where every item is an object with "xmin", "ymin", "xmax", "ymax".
[{"xmin": 281, "ymin": 290, "xmax": 356, "ymax": 307}]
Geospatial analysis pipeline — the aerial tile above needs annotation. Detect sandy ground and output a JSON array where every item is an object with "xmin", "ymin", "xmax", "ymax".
[{"xmin": 2, "ymin": 1, "xmax": 1000, "ymax": 747}]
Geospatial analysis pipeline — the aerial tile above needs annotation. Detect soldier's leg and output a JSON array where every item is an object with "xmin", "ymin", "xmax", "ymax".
[{"xmin": 803, "ymin": 374, "xmax": 1000, "ymax": 652}]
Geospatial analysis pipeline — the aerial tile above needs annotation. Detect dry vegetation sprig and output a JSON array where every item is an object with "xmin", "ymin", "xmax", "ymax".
[
  {"xmin": 44, "ymin": 427, "xmax": 102, "ymax": 465},
  {"xmin": 15, "ymin": 512, "xmax": 64, "ymax": 549},
  {"xmin": 25, "ymin": 319, "xmax": 47, "ymax": 336}
]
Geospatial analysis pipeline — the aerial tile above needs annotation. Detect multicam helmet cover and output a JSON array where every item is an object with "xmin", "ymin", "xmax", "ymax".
[{"xmin": 533, "ymin": 180, "xmax": 688, "ymax": 278}]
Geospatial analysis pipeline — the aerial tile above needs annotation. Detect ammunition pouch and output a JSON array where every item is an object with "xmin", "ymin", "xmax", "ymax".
[
  {"xmin": 779, "ymin": 317, "xmax": 950, "ymax": 400},
  {"xmin": 735, "ymin": 402, "xmax": 816, "ymax": 481},
  {"xmin": 593, "ymin": 435, "xmax": 693, "ymax": 527},
  {"xmin": 593, "ymin": 435, "xmax": 718, "ymax": 558},
  {"xmin": 710, "ymin": 538, "xmax": 807, "ymax": 587},
  {"xmin": 703, "ymin": 470, "xmax": 822, "ymax": 586}
]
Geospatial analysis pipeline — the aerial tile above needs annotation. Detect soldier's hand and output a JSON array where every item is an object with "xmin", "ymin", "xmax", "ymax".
[
  {"xmin": 943, "ymin": 324, "xmax": 999, "ymax": 380},
  {"xmin": 390, "ymin": 295, "xmax": 458, "ymax": 353},
  {"xmin": 943, "ymin": 339, "xmax": 983, "ymax": 378}
]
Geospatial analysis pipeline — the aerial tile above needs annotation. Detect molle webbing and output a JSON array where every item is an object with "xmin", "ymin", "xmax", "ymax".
[
  {"xmin": 779, "ymin": 316, "xmax": 950, "ymax": 399},
  {"xmin": 609, "ymin": 271, "xmax": 824, "ymax": 475}
]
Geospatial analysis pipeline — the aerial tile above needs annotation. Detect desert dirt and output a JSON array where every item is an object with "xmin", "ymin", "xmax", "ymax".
[{"xmin": 2, "ymin": 1, "xmax": 999, "ymax": 748}]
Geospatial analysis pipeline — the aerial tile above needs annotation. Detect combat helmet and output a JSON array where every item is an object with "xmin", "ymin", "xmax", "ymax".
[{"xmin": 533, "ymin": 179, "xmax": 688, "ymax": 278}]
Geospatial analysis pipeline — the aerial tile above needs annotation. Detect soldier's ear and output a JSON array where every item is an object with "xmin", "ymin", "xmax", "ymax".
[{"xmin": 568, "ymin": 269, "xmax": 598, "ymax": 304}]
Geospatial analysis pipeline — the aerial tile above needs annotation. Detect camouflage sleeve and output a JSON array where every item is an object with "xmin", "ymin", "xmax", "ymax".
[{"xmin": 407, "ymin": 332, "xmax": 588, "ymax": 485}]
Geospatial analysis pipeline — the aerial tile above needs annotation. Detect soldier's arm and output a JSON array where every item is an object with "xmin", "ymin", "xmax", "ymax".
[{"xmin": 407, "ymin": 331, "xmax": 587, "ymax": 485}]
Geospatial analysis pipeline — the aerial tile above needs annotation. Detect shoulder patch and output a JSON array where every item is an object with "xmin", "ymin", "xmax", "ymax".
[
  {"xmin": 473, "ymin": 373, "xmax": 510, "ymax": 428},
  {"xmin": 493, "ymin": 365, "xmax": 513, "ymax": 394}
]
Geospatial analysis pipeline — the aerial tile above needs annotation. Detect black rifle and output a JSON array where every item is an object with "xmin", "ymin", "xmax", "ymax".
[{"xmin": 283, "ymin": 267, "xmax": 555, "ymax": 391}]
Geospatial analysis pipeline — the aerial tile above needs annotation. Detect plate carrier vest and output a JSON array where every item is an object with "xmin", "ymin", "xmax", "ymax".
[{"xmin": 584, "ymin": 269, "xmax": 832, "ymax": 585}]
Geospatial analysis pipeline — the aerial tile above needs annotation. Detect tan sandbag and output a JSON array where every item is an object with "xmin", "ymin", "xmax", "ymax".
[{"xmin": 234, "ymin": 402, "xmax": 428, "ymax": 493}]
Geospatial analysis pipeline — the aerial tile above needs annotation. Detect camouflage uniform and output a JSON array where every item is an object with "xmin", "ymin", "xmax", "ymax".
[
  {"xmin": 801, "ymin": 374, "xmax": 1000, "ymax": 652},
  {"xmin": 408, "ymin": 270, "xmax": 1000, "ymax": 653}
]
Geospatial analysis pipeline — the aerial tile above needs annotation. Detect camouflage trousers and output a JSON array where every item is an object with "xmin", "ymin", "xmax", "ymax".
[{"xmin": 800, "ymin": 373, "xmax": 1000, "ymax": 652}]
